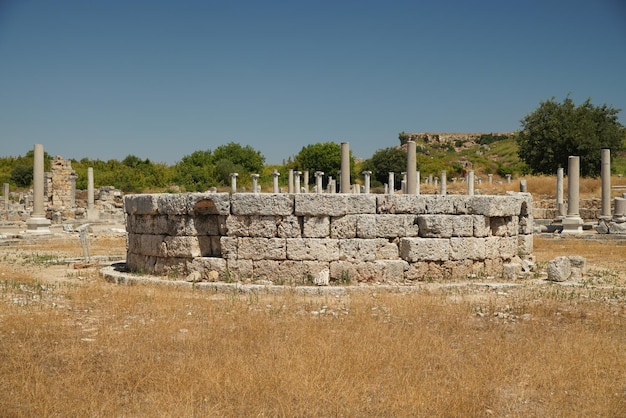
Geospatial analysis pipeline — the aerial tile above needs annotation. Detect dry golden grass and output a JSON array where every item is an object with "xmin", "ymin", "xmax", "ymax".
[{"xmin": 1, "ymin": 235, "xmax": 625, "ymax": 416}]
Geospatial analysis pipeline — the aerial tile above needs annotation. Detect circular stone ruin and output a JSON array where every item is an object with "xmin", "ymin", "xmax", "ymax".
[{"xmin": 123, "ymin": 192, "xmax": 533, "ymax": 285}]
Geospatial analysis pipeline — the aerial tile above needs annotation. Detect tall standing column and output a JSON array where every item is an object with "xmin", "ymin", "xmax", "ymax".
[
  {"xmin": 388, "ymin": 172, "xmax": 395, "ymax": 195},
  {"xmin": 416, "ymin": 171, "xmax": 421, "ymax": 195},
  {"xmin": 303, "ymin": 171, "xmax": 309, "ymax": 193},
  {"xmin": 288, "ymin": 169, "xmax": 294, "ymax": 193},
  {"xmin": 294, "ymin": 171, "xmax": 301, "ymax": 194},
  {"xmin": 87, "ymin": 167, "xmax": 94, "ymax": 210},
  {"xmin": 467, "ymin": 170, "xmax": 475, "ymax": 196},
  {"xmin": 26, "ymin": 144, "xmax": 51, "ymax": 233},
  {"xmin": 340, "ymin": 142, "xmax": 350, "ymax": 194},
  {"xmin": 251, "ymin": 174, "xmax": 260, "ymax": 193},
  {"xmin": 440, "ymin": 171, "xmax": 447, "ymax": 196},
  {"xmin": 315, "ymin": 171, "xmax": 324, "ymax": 194},
  {"xmin": 562, "ymin": 156, "xmax": 584, "ymax": 234},
  {"xmin": 272, "ymin": 170, "xmax": 280, "ymax": 193},
  {"xmin": 230, "ymin": 173, "xmax": 238, "ymax": 194},
  {"xmin": 406, "ymin": 141, "xmax": 416, "ymax": 195},
  {"xmin": 601, "ymin": 148, "xmax": 611, "ymax": 218},
  {"xmin": 556, "ymin": 167, "xmax": 565, "ymax": 218},
  {"xmin": 362, "ymin": 171, "xmax": 372, "ymax": 194},
  {"xmin": 87, "ymin": 167, "xmax": 97, "ymax": 220}
]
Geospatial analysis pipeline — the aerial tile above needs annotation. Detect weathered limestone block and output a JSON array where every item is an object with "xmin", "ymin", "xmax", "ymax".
[
  {"xmin": 188, "ymin": 193, "xmax": 230, "ymax": 215},
  {"xmin": 295, "ymin": 194, "xmax": 376, "ymax": 216},
  {"xmin": 339, "ymin": 239, "xmax": 377, "ymax": 262},
  {"xmin": 124, "ymin": 194, "xmax": 159, "ymax": 215},
  {"xmin": 450, "ymin": 237, "xmax": 486, "ymax": 260},
  {"xmin": 286, "ymin": 238, "xmax": 340, "ymax": 261},
  {"xmin": 127, "ymin": 233, "xmax": 166, "ymax": 257},
  {"xmin": 225, "ymin": 259, "xmax": 253, "ymax": 281},
  {"xmin": 126, "ymin": 253, "xmax": 156, "ymax": 273},
  {"xmin": 484, "ymin": 258, "xmax": 504, "ymax": 276},
  {"xmin": 330, "ymin": 215, "xmax": 358, "ymax": 239},
  {"xmin": 417, "ymin": 215, "xmax": 474, "ymax": 238},
  {"xmin": 518, "ymin": 214, "xmax": 534, "ymax": 235},
  {"xmin": 153, "ymin": 257, "xmax": 188, "ymax": 276},
  {"xmin": 238, "ymin": 238, "xmax": 286, "ymax": 260},
  {"xmin": 376, "ymin": 195, "xmax": 427, "ymax": 214},
  {"xmin": 500, "ymin": 236, "xmax": 518, "ymax": 259},
  {"xmin": 191, "ymin": 215, "xmax": 227, "ymax": 236},
  {"xmin": 226, "ymin": 215, "xmax": 277, "ymax": 237},
  {"xmin": 608, "ymin": 222, "xmax": 626, "ymax": 234},
  {"xmin": 375, "ymin": 238, "xmax": 400, "ymax": 259},
  {"xmin": 404, "ymin": 261, "xmax": 451, "ymax": 281},
  {"xmin": 517, "ymin": 234, "xmax": 533, "ymax": 257},
  {"xmin": 252, "ymin": 260, "xmax": 329, "ymax": 284},
  {"xmin": 356, "ymin": 214, "xmax": 419, "ymax": 238},
  {"xmin": 489, "ymin": 216, "xmax": 518, "ymax": 236},
  {"xmin": 399, "ymin": 238, "xmax": 450, "ymax": 262},
  {"xmin": 472, "ymin": 215, "xmax": 491, "ymax": 238},
  {"xmin": 443, "ymin": 259, "xmax": 479, "ymax": 278},
  {"xmin": 157, "ymin": 193, "xmax": 192, "ymax": 215},
  {"xmin": 468, "ymin": 195, "xmax": 530, "ymax": 217},
  {"xmin": 219, "ymin": 237, "xmax": 238, "ymax": 259},
  {"xmin": 330, "ymin": 260, "xmax": 407, "ymax": 283},
  {"xmin": 277, "ymin": 215, "xmax": 301, "ymax": 238},
  {"xmin": 546, "ymin": 256, "xmax": 572, "ymax": 282},
  {"xmin": 188, "ymin": 257, "xmax": 227, "ymax": 281},
  {"xmin": 302, "ymin": 216, "xmax": 330, "ymax": 238},
  {"xmin": 231, "ymin": 193, "xmax": 293, "ymax": 216},
  {"xmin": 126, "ymin": 214, "xmax": 169, "ymax": 234},
  {"xmin": 162, "ymin": 236, "xmax": 202, "ymax": 258}
]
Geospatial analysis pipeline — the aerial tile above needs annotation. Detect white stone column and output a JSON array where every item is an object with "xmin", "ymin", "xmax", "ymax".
[
  {"xmin": 26, "ymin": 144, "xmax": 51, "ymax": 234},
  {"xmin": 340, "ymin": 142, "xmax": 350, "ymax": 194},
  {"xmin": 562, "ymin": 156, "xmax": 584, "ymax": 234},
  {"xmin": 303, "ymin": 171, "xmax": 309, "ymax": 193},
  {"xmin": 488, "ymin": 173, "xmax": 493, "ymax": 184},
  {"xmin": 401, "ymin": 172, "xmax": 407, "ymax": 194},
  {"xmin": 362, "ymin": 171, "xmax": 371, "ymax": 194},
  {"xmin": 315, "ymin": 171, "xmax": 324, "ymax": 194},
  {"xmin": 387, "ymin": 172, "xmax": 394, "ymax": 195},
  {"xmin": 440, "ymin": 171, "xmax": 447, "ymax": 196},
  {"xmin": 288, "ymin": 169, "xmax": 294, "ymax": 193},
  {"xmin": 230, "ymin": 173, "xmax": 238, "ymax": 194},
  {"xmin": 416, "ymin": 171, "xmax": 421, "ymax": 195},
  {"xmin": 506, "ymin": 174, "xmax": 512, "ymax": 184},
  {"xmin": 556, "ymin": 167, "xmax": 565, "ymax": 217},
  {"xmin": 294, "ymin": 171, "xmax": 301, "ymax": 194},
  {"xmin": 467, "ymin": 170, "xmax": 474, "ymax": 196},
  {"xmin": 87, "ymin": 167, "xmax": 94, "ymax": 210},
  {"xmin": 251, "ymin": 174, "xmax": 260, "ymax": 193},
  {"xmin": 406, "ymin": 141, "xmax": 417, "ymax": 195},
  {"xmin": 601, "ymin": 148, "xmax": 611, "ymax": 218},
  {"xmin": 272, "ymin": 170, "xmax": 280, "ymax": 193},
  {"xmin": 520, "ymin": 179, "xmax": 527, "ymax": 193}
]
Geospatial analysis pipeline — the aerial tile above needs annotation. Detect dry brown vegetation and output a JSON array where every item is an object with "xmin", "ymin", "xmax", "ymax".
[{"xmin": 1, "ymin": 232, "xmax": 625, "ymax": 416}]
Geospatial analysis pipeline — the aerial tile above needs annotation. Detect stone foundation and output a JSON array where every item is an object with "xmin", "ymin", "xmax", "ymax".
[{"xmin": 124, "ymin": 193, "xmax": 533, "ymax": 283}]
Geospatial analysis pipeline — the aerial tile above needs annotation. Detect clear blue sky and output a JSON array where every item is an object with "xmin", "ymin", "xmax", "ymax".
[{"xmin": 1, "ymin": 0, "xmax": 625, "ymax": 165}]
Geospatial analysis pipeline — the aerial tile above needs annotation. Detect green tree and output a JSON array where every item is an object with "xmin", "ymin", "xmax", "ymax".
[
  {"xmin": 212, "ymin": 142, "xmax": 265, "ymax": 174},
  {"xmin": 517, "ymin": 97, "xmax": 625, "ymax": 177},
  {"xmin": 173, "ymin": 150, "xmax": 216, "ymax": 191},
  {"xmin": 292, "ymin": 142, "xmax": 355, "ymax": 183},
  {"xmin": 10, "ymin": 164, "xmax": 33, "ymax": 187},
  {"xmin": 361, "ymin": 147, "xmax": 407, "ymax": 186}
]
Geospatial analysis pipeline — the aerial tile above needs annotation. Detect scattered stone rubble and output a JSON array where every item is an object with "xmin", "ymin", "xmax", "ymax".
[
  {"xmin": 546, "ymin": 256, "xmax": 587, "ymax": 282},
  {"xmin": 124, "ymin": 192, "xmax": 534, "ymax": 284}
]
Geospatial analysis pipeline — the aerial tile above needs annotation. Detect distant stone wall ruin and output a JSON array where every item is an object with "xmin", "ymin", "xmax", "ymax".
[{"xmin": 124, "ymin": 193, "xmax": 533, "ymax": 284}]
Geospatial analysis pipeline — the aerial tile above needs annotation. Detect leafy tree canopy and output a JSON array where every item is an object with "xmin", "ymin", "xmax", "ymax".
[
  {"xmin": 212, "ymin": 142, "xmax": 265, "ymax": 174},
  {"xmin": 361, "ymin": 146, "xmax": 407, "ymax": 185},
  {"xmin": 292, "ymin": 142, "xmax": 356, "ymax": 182},
  {"xmin": 10, "ymin": 164, "xmax": 33, "ymax": 187},
  {"xmin": 517, "ymin": 96, "xmax": 625, "ymax": 177}
]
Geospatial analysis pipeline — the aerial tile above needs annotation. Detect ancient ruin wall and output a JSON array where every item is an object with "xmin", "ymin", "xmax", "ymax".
[{"xmin": 124, "ymin": 193, "xmax": 533, "ymax": 283}]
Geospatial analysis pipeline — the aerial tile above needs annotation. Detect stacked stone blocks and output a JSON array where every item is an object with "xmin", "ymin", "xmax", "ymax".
[{"xmin": 125, "ymin": 193, "xmax": 533, "ymax": 283}]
